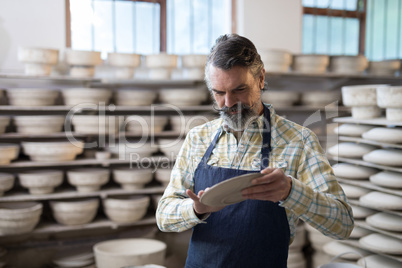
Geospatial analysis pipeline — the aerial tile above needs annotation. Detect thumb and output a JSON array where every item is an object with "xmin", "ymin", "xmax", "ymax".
[{"xmin": 261, "ymin": 167, "xmax": 275, "ymax": 174}]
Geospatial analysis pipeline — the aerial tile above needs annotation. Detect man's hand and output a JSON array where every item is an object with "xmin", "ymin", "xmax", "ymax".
[
  {"xmin": 241, "ymin": 168, "xmax": 292, "ymax": 202},
  {"xmin": 186, "ymin": 189, "xmax": 225, "ymax": 216}
]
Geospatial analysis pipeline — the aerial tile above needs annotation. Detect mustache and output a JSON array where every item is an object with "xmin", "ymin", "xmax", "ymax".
[{"xmin": 213, "ymin": 102, "xmax": 255, "ymax": 113}]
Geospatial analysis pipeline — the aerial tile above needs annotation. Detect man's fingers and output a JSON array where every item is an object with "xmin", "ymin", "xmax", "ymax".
[
  {"xmin": 260, "ymin": 167, "xmax": 275, "ymax": 175},
  {"xmin": 186, "ymin": 189, "xmax": 199, "ymax": 201}
]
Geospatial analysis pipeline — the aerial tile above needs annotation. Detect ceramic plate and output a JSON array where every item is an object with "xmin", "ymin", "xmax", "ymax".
[{"xmin": 199, "ymin": 173, "xmax": 264, "ymax": 207}]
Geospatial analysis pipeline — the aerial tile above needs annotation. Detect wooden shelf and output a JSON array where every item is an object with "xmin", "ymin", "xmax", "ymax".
[
  {"xmin": 338, "ymin": 136, "xmax": 402, "ymax": 150},
  {"xmin": 329, "ymin": 156, "xmax": 402, "ymax": 174},
  {"xmin": 266, "ymin": 71, "xmax": 402, "ymax": 80},
  {"xmin": 96, "ymin": 78, "xmax": 204, "ymax": 86},
  {"xmin": 333, "ymin": 117, "xmax": 402, "ymax": 127},
  {"xmin": 0, "ymin": 73, "xmax": 101, "ymax": 83},
  {"xmin": 0, "ymin": 186, "xmax": 165, "ymax": 202},
  {"xmin": 337, "ymin": 178, "xmax": 402, "ymax": 197},
  {"xmin": 0, "ymin": 156, "xmax": 173, "ymax": 168}
]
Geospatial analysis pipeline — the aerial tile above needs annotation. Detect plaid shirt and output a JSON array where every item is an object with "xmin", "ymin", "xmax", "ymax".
[{"xmin": 156, "ymin": 104, "xmax": 354, "ymax": 243}]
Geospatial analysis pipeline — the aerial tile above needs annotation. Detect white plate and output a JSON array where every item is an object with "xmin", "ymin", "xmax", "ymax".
[{"xmin": 199, "ymin": 173, "xmax": 264, "ymax": 207}]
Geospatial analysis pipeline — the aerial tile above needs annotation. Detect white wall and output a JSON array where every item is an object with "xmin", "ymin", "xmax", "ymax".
[
  {"xmin": 236, "ymin": 0, "xmax": 302, "ymax": 54},
  {"xmin": 0, "ymin": 0, "xmax": 66, "ymax": 73}
]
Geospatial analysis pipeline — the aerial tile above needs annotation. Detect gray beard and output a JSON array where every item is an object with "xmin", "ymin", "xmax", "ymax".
[{"xmin": 219, "ymin": 102, "xmax": 260, "ymax": 131}]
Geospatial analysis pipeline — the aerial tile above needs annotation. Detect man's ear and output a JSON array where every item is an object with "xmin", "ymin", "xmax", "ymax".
[{"xmin": 259, "ymin": 68, "xmax": 266, "ymax": 90}]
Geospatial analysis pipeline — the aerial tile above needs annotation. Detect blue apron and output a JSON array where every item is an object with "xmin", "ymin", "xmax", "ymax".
[{"xmin": 185, "ymin": 105, "xmax": 290, "ymax": 268}]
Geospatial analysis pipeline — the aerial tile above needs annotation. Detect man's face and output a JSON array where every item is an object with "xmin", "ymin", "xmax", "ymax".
[{"xmin": 208, "ymin": 65, "xmax": 265, "ymax": 131}]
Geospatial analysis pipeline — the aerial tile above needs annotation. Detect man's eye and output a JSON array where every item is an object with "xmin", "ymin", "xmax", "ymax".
[{"xmin": 215, "ymin": 92, "xmax": 225, "ymax": 96}]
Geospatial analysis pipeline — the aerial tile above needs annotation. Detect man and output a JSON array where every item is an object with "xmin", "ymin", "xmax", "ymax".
[{"xmin": 156, "ymin": 34, "xmax": 354, "ymax": 268}]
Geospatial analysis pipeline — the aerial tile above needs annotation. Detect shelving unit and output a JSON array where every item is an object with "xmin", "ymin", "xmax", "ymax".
[
  {"xmin": 1, "ymin": 71, "xmax": 401, "ymax": 266},
  {"xmin": 331, "ymin": 115, "xmax": 402, "ymax": 265}
]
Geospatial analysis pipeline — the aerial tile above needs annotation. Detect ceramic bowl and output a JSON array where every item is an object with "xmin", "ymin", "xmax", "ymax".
[
  {"xmin": 103, "ymin": 195, "xmax": 150, "ymax": 224},
  {"xmin": 154, "ymin": 168, "xmax": 172, "ymax": 187},
  {"xmin": 369, "ymin": 60, "xmax": 400, "ymax": 76},
  {"xmin": 0, "ymin": 201, "xmax": 42, "ymax": 235},
  {"xmin": 330, "ymin": 55, "xmax": 368, "ymax": 74},
  {"xmin": 18, "ymin": 170, "xmax": 63, "ymax": 195},
  {"xmin": 328, "ymin": 142, "xmax": 377, "ymax": 158},
  {"xmin": 259, "ymin": 49, "xmax": 293, "ymax": 65},
  {"xmin": 23, "ymin": 63, "xmax": 53, "ymax": 76},
  {"xmin": 65, "ymin": 49, "xmax": 102, "ymax": 66},
  {"xmin": 376, "ymin": 86, "xmax": 402, "ymax": 108},
  {"xmin": 0, "ymin": 143, "xmax": 20, "ymax": 165},
  {"xmin": 341, "ymin": 84, "xmax": 387, "ymax": 107},
  {"xmin": 0, "ymin": 173, "xmax": 14, "ymax": 196},
  {"xmin": 115, "ymin": 89, "xmax": 157, "ymax": 106},
  {"xmin": 145, "ymin": 54, "xmax": 177, "ymax": 68},
  {"xmin": 170, "ymin": 115, "xmax": 215, "ymax": 134},
  {"xmin": 18, "ymin": 47, "xmax": 59, "ymax": 64},
  {"xmin": 125, "ymin": 116, "xmax": 168, "ymax": 134},
  {"xmin": 93, "ymin": 238, "xmax": 166, "ymax": 268},
  {"xmin": 6, "ymin": 88, "xmax": 59, "ymax": 106},
  {"xmin": 112, "ymin": 168, "xmax": 153, "ymax": 190},
  {"xmin": 95, "ymin": 151, "xmax": 111, "ymax": 160},
  {"xmin": 386, "ymin": 108, "xmax": 402, "ymax": 121},
  {"xmin": 69, "ymin": 66, "xmax": 95, "ymax": 78},
  {"xmin": 148, "ymin": 68, "xmax": 172, "ymax": 80},
  {"xmin": 67, "ymin": 168, "xmax": 110, "ymax": 193},
  {"xmin": 261, "ymin": 90, "xmax": 300, "ymax": 107},
  {"xmin": 50, "ymin": 198, "xmax": 99, "ymax": 226},
  {"xmin": 351, "ymin": 106, "xmax": 381, "ymax": 119},
  {"xmin": 157, "ymin": 139, "xmax": 184, "ymax": 159},
  {"xmin": 107, "ymin": 142, "xmax": 157, "ymax": 160},
  {"xmin": 181, "ymin": 67, "xmax": 205, "ymax": 80},
  {"xmin": 159, "ymin": 88, "xmax": 208, "ymax": 106},
  {"xmin": 0, "ymin": 117, "xmax": 10, "ymax": 134},
  {"xmin": 13, "ymin": 115, "xmax": 65, "ymax": 134},
  {"xmin": 301, "ymin": 90, "xmax": 341, "ymax": 106},
  {"xmin": 52, "ymin": 250, "xmax": 95, "ymax": 268},
  {"xmin": 107, "ymin": 53, "xmax": 141, "ymax": 68},
  {"xmin": 113, "ymin": 67, "xmax": 135, "ymax": 79},
  {"xmin": 181, "ymin": 54, "xmax": 207, "ymax": 68},
  {"xmin": 62, "ymin": 88, "xmax": 112, "ymax": 106},
  {"xmin": 71, "ymin": 115, "xmax": 121, "ymax": 135},
  {"xmin": 22, "ymin": 141, "xmax": 84, "ymax": 162},
  {"xmin": 293, "ymin": 54, "xmax": 329, "ymax": 73}
]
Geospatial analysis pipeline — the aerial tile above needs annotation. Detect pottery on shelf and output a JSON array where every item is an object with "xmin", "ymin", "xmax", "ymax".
[
  {"xmin": 158, "ymin": 88, "xmax": 208, "ymax": 106},
  {"xmin": 0, "ymin": 173, "xmax": 15, "ymax": 196},
  {"xmin": 18, "ymin": 170, "xmax": 63, "ymax": 195},
  {"xmin": 0, "ymin": 201, "xmax": 43, "ymax": 235},
  {"xmin": 62, "ymin": 88, "xmax": 112, "ymax": 106},
  {"xmin": 115, "ymin": 90, "xmax": 157, "ymax": 106},
  {"xmin": 102, "ymin": 195, "xmax": 150, "ymax": 224},
  {"xmin": 22, "ymin": 141, "xmax": 84, "ymax": 162},
  {"xmin": 6, "ymin": 88, "xmax": 59, "ymax": 106},
  {"xmin": 125, "ymin": 116, "xmax": 167, "ymax": 135},
  {"xmin": 50, "ymin": 198, "xmax": 99, "ymax": 226},
  {"xmin": 112, "ymin": 168, "xmax": 153, "ymax": 190},
  {"xmin": 0, "ymin": 143, "xmax": 20, "ymax": 165},
  {"xmin": 67, "ymin": 168, "xmax": 110, "ymax": 192},
  {"xmin": 13, "ymin": 115, "xmax": 65, "ymax": 134}
]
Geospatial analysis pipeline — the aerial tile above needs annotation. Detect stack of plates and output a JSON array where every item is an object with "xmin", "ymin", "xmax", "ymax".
[
  {"xmin": 107, "ymin": 52, "xmax": 141, "ymax": 79},
  {"xmin": 376, "ymin": 86, "xmax": 402, "ymax": 121},
  {"xmin": 18, "ymin": 47, "xmax": 59, "ymax": 76},
  {"xmin": 52, "ymin": 250, "xmax": 95, "ymax": 268},
  {"xmin": 65, "ymin": 49, "xmax": 102, "ymax": 78}
]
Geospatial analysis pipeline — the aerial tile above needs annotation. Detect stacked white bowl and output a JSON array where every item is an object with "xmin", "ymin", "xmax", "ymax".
[
  {"xmin": 305, "ymin": 223, "xmax": 336, "ymax": 267},
  {"xmin": 50, "ymin": 198, "xmax": 99, "ymax": 226},
  {"xmin": 154, "ymin": 168, "xmax": 172, "ymax": 187},
  {"xmin": 65, "ymin": 49, "xmax": 102, "ymax": 78},
  {"xmin": 180, "ymin": 54, "xmax": 207, "ymax": 80},
  {"xmin": 107, "ymin": 52, "xmax": 141, "ymax": 79},
  {"xmin": 125, "ymin": 116, "xmax": 168, "ymax": 135},
  {"xmin": 107, "ymin": 142, "xmax": 157, "ymax": 160},
  {"xmin": 330, "ymin": 55, "xmax": 368, "ymax": 75},
  {"xmin": 13, "ymin": 115, "xmax": 65, "ymax": 134},
  {"xmin": 368, "ymin": 60, "xmax": 401, "ymax": 76},
  {"xmin": 159, "ymin": 88, "xmax": 209, "ymax": 106},
  {"xmin": 115, "ymin": 89, "xmax": 157, "ymax": 106},
  {"xmin": 170, "ymin": 114, "xmax": 215, "ymax": 134},
  {"xmin": 67, "ymin": 168, "xmax": 110, "ymax": 192},
  {"xmin": 112, "ymin": 168, "xmax": 153, "ymax": 190},
  {"xmin": 22, "ymin": 141, "xmax": 84, "ymax": 162},
  {"xmin": 0, "ymin": 201, "xmax": 43, "ymax": 235},
  {"xmin": 322, "ymin": 240, "xmax": 370, "ymax": 264},
  {"xmin": 0, "ymin": 173, "xmax": 14, "ymax": 196},
  {"xmin": 62, "ymin": 88, "xmax": 112, "ymax": 106},
  {"xmin": 18, "ymin": 170, "xmax": 63, "ymax": 195},
  {"xmin": 301, "ymin": 90, "xmax": 341, "ymax": 106},
  {"xmin": 102, "ymin": 195, "xmax": 150, "ymax": 224},
  {"xmin": 259, "ymin": 49, "xmax": 292, "ymax": 72},
  {"xmin": 157, "ymin": 139, "xmax": 185, "ymax": 160},
  {"xmin": 145, "ymin": 54, "xmax": 178, "ymax": 80},
  {"xmin": 261, "ymin": 90, "xmax": 300, "ymax": 107},
  {"xmin": 376, "ymin": 86, "xmax": 402, "ymax": 121},
  {"xmin": 0, "ymin": 143, "xmax": 20, "ymax": 165},
  {"xmin": 93, "ymin": 238, "xmax": 166, "ymax": 268},
  {"xmin": 71, "ymin": 115, "xmax": 122, "ymax": 135},
  {"xmin": 6, "ymin": 88, "xmax": 59, "ymax": 106},
  {"xmin": 0, "ymin": 116, "xmax": 10, "ymax": 134},
  {"xmin": 292, "ymin": 54, "xmax": 329, "ymax": 73},
  {"xmin": 17, "ymin": 47, "xmax": 59, "ymax": 76},
  {"xmin": 341, "ymin": 84, "xmax": 388, "ymax": 119}
]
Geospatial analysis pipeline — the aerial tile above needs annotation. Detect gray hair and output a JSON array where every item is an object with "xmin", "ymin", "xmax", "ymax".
[{"xmin": 204, "ymin": 34, "xmax": 266, "ymax": 90}]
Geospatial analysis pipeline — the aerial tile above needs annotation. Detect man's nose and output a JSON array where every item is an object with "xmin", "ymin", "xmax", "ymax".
[{"xmin": 225, "ymin": 93, "xmax": 237, "ymax": 108}]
